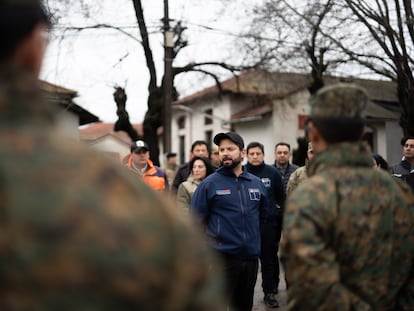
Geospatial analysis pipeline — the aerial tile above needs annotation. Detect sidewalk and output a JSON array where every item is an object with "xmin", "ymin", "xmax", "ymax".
[{"xmin": 253, "ymin": 266, "xmax": 288, "ymax": 310}]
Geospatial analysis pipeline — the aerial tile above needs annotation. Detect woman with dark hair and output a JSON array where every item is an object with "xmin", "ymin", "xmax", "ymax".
[{"xmin": 176, "ymin": 156, "xmax": 215, "ymax": 212}]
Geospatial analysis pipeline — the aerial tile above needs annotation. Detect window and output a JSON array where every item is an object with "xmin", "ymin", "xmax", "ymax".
[
  {"xmin": 204, "ymin": 108, "xmax": 213, "ymax": 125},
  {"xmin": 179, "ymin": 135, "xmax": 185, "ymax": 164},
  {"xmin": 177, "ymin": 116, "xmax": 186, "ymax": 129},
  {"xmin": 205, "ymin": 130, "xmax": 212, "ymax": 147}
]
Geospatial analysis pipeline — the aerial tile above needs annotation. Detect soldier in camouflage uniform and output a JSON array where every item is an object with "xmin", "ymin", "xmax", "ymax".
[
  {"xmin": 286, "ymin": 142, "xmax": 314, "ymax": 196},
  {"xmin": 281, "ymin": 83, "xmax": 414, "ymax": 310},
  {"xmin": 0, "ymin": 1, "xmax": 226, "ymax": 310}
]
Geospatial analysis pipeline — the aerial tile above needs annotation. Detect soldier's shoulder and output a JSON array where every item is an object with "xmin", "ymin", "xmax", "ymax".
[{"xmin": 294, "ymin": 166, "xmax": 306, "ymax": 176}]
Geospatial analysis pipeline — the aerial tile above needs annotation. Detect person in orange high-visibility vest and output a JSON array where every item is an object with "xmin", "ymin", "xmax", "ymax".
[{"xmin": 123, "ymin": 140, "xmax": 169, "ymax": 192}]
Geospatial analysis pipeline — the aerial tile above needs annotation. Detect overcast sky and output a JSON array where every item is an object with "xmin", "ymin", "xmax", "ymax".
[{"xmin": 41, "ymin": 0, "xmax": 251, "ymax": 123}]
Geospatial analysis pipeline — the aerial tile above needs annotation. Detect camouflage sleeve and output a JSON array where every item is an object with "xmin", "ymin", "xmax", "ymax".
[
  {"xmin": 281, "ymin": 177, "xmax": 372, "ymax": 311},
  {"xmin": 286, "ymin": 169, "xmax": 299, "ymax": 197},
  {"xmin": 395, "ymin": 180, "xmax": 414, "ymax": 309}
]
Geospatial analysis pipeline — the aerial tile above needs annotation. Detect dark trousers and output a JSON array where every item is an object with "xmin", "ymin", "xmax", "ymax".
[
  {"xmin": 220, "ymin": 254, "xmax": 259, "ymax": 311},
  {"xmin": 260, "ymin": 218, "xmax": 282, "ymax": 294}
]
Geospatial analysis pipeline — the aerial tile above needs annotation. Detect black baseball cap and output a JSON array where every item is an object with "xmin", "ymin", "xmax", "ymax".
[
  {"xmin": 213, "ymin": 132, "xmax": 244, "ymax": 149},
  {"xmin": 130, "ymin": 140, "xmax": 149, "ymax": 153}
]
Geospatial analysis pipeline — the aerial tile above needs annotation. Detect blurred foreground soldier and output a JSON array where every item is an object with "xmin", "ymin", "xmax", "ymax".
[
  {"xmin": 281, "ymin": 84, "xmax": 414, "ymax": 310},
  {"xmin": 0, "ymin": 1, "xmax": 226, "ymax": 310}
]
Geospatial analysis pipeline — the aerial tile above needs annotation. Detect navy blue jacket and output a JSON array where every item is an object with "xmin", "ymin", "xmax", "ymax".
[
  {"xmin": 273, "ymin": 162, "xmax": 299, "ymax": 194},
  {"xmin": 190, "ymin": 166, "xmax": 268, "ymax": 260},
  {"xmin": 244, "ymin": 162, "xmax": 285, "ymax": 218}
]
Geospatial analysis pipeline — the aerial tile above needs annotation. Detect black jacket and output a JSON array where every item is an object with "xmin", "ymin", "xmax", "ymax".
[{"xmin": 245, "ymin": 162, "xmax": 285, "ymax": 217}]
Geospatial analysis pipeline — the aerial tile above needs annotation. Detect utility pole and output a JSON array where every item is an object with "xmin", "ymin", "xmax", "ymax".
[{"xmin": 163, "ymin": 0, "xmax": 174, "ymax": 153}]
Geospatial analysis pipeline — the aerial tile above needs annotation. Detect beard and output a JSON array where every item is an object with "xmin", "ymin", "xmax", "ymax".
[{"xmin": 221, "ymin": 154, "xmax": 243, "ymax": 170}]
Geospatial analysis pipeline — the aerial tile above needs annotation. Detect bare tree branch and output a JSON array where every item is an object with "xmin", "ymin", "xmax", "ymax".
[{"xmin": 63, "ymin": 24, "xmax": 142, "ymax": 44}]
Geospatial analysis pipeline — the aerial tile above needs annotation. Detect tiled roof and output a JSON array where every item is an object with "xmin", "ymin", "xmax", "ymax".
[
  {"xmin": 174, "ymin": 70, "xmax": 311, "ymax": 105},
  {"xmin": 231, "ymin": 101, "xmax": 273, "ymax": 122},
  {"xmin": 40, "ymin": 80, "xmax": 77, "ymax": 96},
  {"xmin": 79, "ymin": 122, "xmax": 143, "ymax": 144},
  {"xmin": 174, "ymin": 70, "xmax": 398, "ymax": 105},
  {"xmin": 40, "ymin": 80, "xmax": 100, "ymax": 125}
]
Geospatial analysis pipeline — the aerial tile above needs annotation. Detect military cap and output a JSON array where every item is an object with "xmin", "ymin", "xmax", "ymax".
[{"xmin": 310, "ymin": 83, "xmax": 368, "ymax": 119}]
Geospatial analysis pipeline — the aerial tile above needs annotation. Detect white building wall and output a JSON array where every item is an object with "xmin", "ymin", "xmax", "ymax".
[
  {"xmin": 386, "ymin": 120, "xmax": 404, "ymax": 165},
  {"xmin": 233, "ymin": 114, "xmax": 274, "ymax": 165},
  {"xmin": 84, "ymin": 136, "xmax": 130, "ymax": 161},
  {"xmin": 172, "ymin": 84, "xmax": 399, "ymax": 169},
  {"xmin": 171, "ymin": 96, "xmax": 233, "ymax": 163},
  {"xmin": 375, "ymin": 124, "xmax": 387, "ymax": 159},
  {"xmin": 272, "ymin": 90, "xmax": 310, "ymax": 150}
]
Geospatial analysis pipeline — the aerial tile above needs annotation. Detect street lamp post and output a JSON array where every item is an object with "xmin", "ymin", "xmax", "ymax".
[{"xmin": 163, "ymin": 0, "xmax": 174, "ymax": 153}]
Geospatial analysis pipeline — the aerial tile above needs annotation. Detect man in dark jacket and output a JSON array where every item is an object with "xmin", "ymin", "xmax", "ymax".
[
  {"xmin": 191, "ymin": 132, "xmax": 268, "ymax": 311},
  {"xmin": 274, "ymin": 142, "xmax": 299, "ymax": 193},
  {"xmin": 245, "ymin": 141, "xmax": 285, "ymax": 308},
  {"xmin": 389, "ymin": 137, "xmax": 414, "ymax": 192}
]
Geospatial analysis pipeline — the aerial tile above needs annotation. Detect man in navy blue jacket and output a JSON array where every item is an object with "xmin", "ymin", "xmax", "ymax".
[
  {"xmin": 191, "ymin": 132, "xmax": 268, "ymax": 311},
  {"xmin": 245, "ymin": 142, "xmax": 285, "ymax": 308}
]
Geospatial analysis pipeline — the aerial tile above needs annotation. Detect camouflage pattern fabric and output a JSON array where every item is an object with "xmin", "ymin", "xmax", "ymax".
[
  {"xmin": 286, "ymin": 165, "xmax": 308, "ymax": 197},
  {"xmin": 0, "ymin": 66, "xmax": 226, "ymax": 310},
  {"xmin": 281, "ymin": 142, "xmax": 414, "ymax": 310},
  {"xmin": 310, "ymin": 83, "xmax": 368, "ymax": 119}
]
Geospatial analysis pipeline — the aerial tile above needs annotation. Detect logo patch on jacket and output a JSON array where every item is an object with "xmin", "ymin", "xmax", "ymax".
[
  {"xmin": 216, "ymin": 189, "xmax": 231, "ymax": 195},
  {"xmin": 248, "ymin": 188, "xmax": 261, "ymax": 200},
  {"xmin": 261, "ymin": 177, "xmax": 271, "ymax": 188}
]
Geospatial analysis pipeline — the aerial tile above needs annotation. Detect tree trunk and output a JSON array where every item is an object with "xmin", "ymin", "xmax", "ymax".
[
  {"xmin": 113, "ymin": 87, "xmax": 140, "ymax": 141},
  {"xmin": 143, "ymin": 86, "xmax": 164, "ymax": 166},
  {"xmin": 397, "ymin": 78, "xmax": 414, "ymax": 137}
]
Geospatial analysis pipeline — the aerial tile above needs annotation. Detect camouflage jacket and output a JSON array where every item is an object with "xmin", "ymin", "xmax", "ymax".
[
  {"xmin": 286, "ymin": 165, "xmax": 308, "ymax": 197},
  {"xmin": 281, "ymin": 142, "xmax": 414, "ymax": 311},
  {"xmin": 0, "ymin": 66, "xmax": 226, "ymax": 310}
]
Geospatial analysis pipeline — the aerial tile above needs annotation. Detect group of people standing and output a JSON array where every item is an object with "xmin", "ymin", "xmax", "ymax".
[
  {"xmin": 121, "ymin": 122, "xmax": 414, "ymax": 311},
  {"xmin": 121, "ymin": 131, "xmax": 301, "ymax": 309}
]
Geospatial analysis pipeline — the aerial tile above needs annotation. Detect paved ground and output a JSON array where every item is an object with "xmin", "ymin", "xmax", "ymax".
[{"xmin": 253, "ymin": 265, "xmax": 288, "ymax": 310}]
